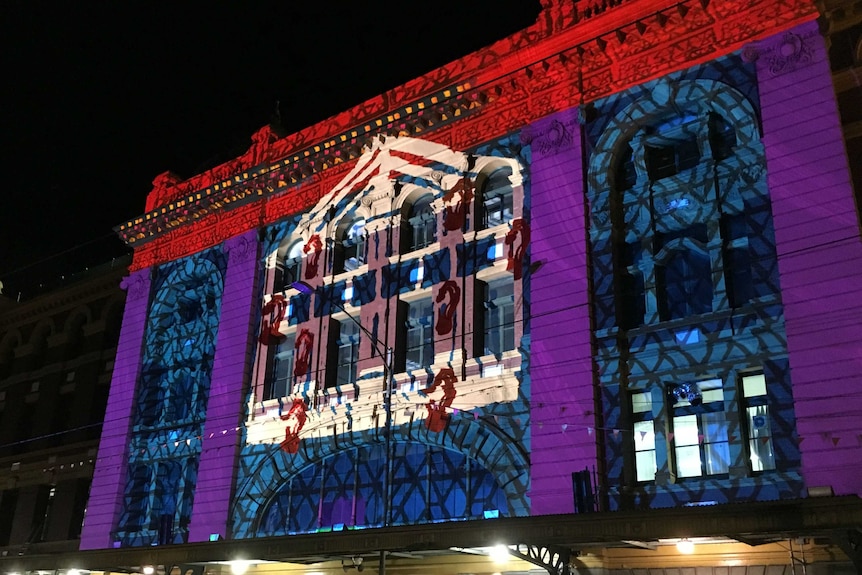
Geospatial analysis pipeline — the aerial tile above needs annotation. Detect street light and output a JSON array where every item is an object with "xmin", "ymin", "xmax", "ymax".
[{"xmin": 290, "ymin": 280, "xmax": 395, "ymax": 571}]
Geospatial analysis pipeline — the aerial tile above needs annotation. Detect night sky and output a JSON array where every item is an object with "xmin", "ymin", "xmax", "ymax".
[{"xmin": 0, "ymin": 2, "xmax": 541, "ymax": 298}]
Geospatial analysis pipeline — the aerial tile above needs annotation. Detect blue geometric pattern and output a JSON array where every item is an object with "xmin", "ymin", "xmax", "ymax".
[
  {"xmin": 583, "ymin": 59, "xmax": 802, "ymax": 511},
  {"xmin": 115, "ymin": 248, "xmax": 226, "ymax": 546},
  {"xmin": 234, "ymin": 135, "xmax": 531, "ymax": 540}
]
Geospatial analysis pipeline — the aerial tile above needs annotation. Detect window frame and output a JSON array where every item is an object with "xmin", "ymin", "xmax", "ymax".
[
  {"xmin": 269, "ymin": 331, "xmax": 297, "ymax": 400},
  {"xmin": 282, "ymin": 241, "xmax": 304, "ymax": 290},
  {"xmin": 740, "ymin": 372, "xmax": 775, "ymax": 473},
  {"xmin": 479, "ymin": 166, "xmax": 515, "ymax": 230},
  {"xmin": 403, "ymin": 194, "xmax": 437, "ymax": 253},
  {"xmin": 668, "ymin": 378, "xmax": 730, "ymax": 479},
  {"xmin": 475, "ymin": 275, "xmax": 516, "ymax": 358},
  {"xmin": 326, "ymin": 317, "xmax": 361, "ymax": 389},
  {"xmin": 399, "ymin": 295, "xmax": 434, "ymax": 372}
]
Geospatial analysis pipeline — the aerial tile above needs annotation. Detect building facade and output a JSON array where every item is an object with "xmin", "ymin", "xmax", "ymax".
[
  {"xmin": 0, "ymin": 258, "xmax": 128, "ymax": 552},
  {"xmin": 39, "ymin": 0, "xmax": 862, "ymax": 572}
]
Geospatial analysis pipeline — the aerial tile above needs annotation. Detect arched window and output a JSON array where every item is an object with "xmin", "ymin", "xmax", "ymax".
[
  {"xmin": 333, "ymin": 218, "xmax": 366, "ymax": 274},
  {"xmin": 281, "ymin": 241, "xmax": 303, "ymax": 289},
  {"xmin": 257, "ymin": 443, "xmax": 509, "ymax": 535},
  {"xmin": 610, "ymin": 109, "xmax": 747, "ymax": 329},
  {"xmin": 402, "ymin": 194, "xmax": 436, "ymax": 253},
  {"xmin": 478, "ymin": 166, "xmax": 514, "ymax": 229}
]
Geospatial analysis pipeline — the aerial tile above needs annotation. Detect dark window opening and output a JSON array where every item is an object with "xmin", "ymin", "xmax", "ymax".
[
  {"xmin": 618, "ymin": 241, "xmax": 645, "ymax": 329},
  {"xmin": 269, "ymin": 332, "xmax": 296, "ymax": 399},
  {"xmin": 828, "ymin": 22, "xmax": 862, "ymax": 72},
  {"xmin": 645, "ymin": 135, "xmax": 700, "ymax": 180},
  {"xmin": 656, "ymin": 225, "xmax": 712, "ymax": 321},
  {"xmin": 708, "ymin": 112, "xmax": 736, "ymax": 162},
  {"xmin": 334, "ymin": 219, "xmax": 366, "ymax": 274},
  {"xmin": 480, "ymin": 167, "xmax": 514, "ymax": 229},
  {"xmin": 475, "ymin": 278, "xmax": 515, "ymax": 358},
  {"xmin": 397, "ymin": 298, "xmax": 434, "ymax": 372},
  {"xmin": 614, "ymin": 143, "xmax": 637, "ymax": 191},
  {"xmin": 721, "ymin": 214, "xmax": 752, "ymax": 307},
  {"xmin": 402, "ymin": 195, "xmax": 436, "ymax": 253},
  {"xmin": 326, "ymin": 318, "xmax": 360, "ymax": 388}
]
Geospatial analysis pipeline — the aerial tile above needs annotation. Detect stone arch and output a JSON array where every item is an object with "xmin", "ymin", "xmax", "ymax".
[
  {"xmin": 27, "ymin": 319, "xmax": 54, "ymax": 366},
  {"xmin": 230, "ymin": 413, "xmax": 529, "ymax": 538},
  {"xmin": 587, "ymin": 78, "xmax": 760, "ymax": 193},
  {"xmin": 63, "ymin": 306, "xmax": 92, "ymax": 333},
  {"xmin": 472, "ymin": 156, "xmax": 523, "ymax": 191},
  {"xmin": 0, "ymin": 330, "xmax": 22, "ymax": 379},
  {"xmin": 63, "ymin": 307, "xmax": 91, "ymax": 358},
  {"xmin": 100, "ymin": 296, "xmax": 125, "ymax": 344}
]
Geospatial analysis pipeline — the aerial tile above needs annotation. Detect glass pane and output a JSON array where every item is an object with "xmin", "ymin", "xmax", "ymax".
[
  {"xmin": 674, "ymin": 415, "xmax": 702, "ymax": 477},
  {"xmin": 271, "ymin": 334, "xmax": 295, "ymax": 399},
  {"xmin": 634, "ymin": 419, "xmax": 656, "ymax": 481},
  {"xmin": 659, "ymin": 248, "xmax": 712, "ymax": 320},
  {"xmin": 634, "ymin": 420, "xmax": 655, "ymax": 451},
  {"xmin": 699, "ymin": 378, "xmax": 724, "ymax": 404},
  {"xmin": 635, "ymin": 450, "xmax": 657, "ymax": 482},
  {"xmin": 673, "ymin": 415, "xmax": 699, "ymax": 446},
  {"xmin": 743, "ymin": 373, "xmax": 767, "ymax": 397},
  {"xmin": 701, "ymin": 411, "xmax": 728, "ymax": 443},
  {"xmin": 483, "ymin": 167, "xmax": 514, "ymax": 228},
  {"xmin": 632, "ymin": 392, "xmax": 652, "ymax": 414},
  {"xmin": 675, "ymin": 444, "xmax": 702, "ymax": 477},
  {"xmin": 704, "ymin": 439, "xmax": 730, "ymax": 475},
  {"xmin": 747, "ymin": 405, "xmax": 775, "ymax": 471},
  {"xmin": 484, "ymin": 279, "xmax": 515, "ymax": 356}
]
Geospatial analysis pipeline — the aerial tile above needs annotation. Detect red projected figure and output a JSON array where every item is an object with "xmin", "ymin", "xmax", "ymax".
[
  {"xmin": 505, "ymin": 218, "xmax": 530, "ymax": 280},
  {"xmin": 303, "ymin": 235, "xmax": 323, "ymax": 280},
  {"xmin": 258, "ymin": 295, "xmax": 287, "ymax": 345},
  {"xmin": 280, "ymin": 398, "xmax": 308, "ymax": 454},
  {"xmin": 435, "ymin": 281, "xmax": 461, "ymax": 336},
  {"xmin": 423, "ymin": 367, "xmax": 458, "ymax": 433}
]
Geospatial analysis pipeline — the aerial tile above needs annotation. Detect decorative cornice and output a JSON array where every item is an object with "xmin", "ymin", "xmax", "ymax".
[
  {"xmin": 0, "ymin": 263, "xmax": 129, "ymax": 329},
  {"xmin": 116, "ymin": 83, "xmax": 485, "ymax": 248},
  {"xmin": 120, "ymin": 0, "xmax": 818, "ymax": 272}
]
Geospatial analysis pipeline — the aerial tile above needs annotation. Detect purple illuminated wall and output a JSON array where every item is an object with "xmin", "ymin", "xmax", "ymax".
[
  {"xmin": 755, "ymin": 21, "xmax": 862, "ymax": 496},
  {"xmin": 188, "ymin": 231, "xmax": 261, "ymax": 541},
  {"xmin": 80, "ymin": 269, "xmax": 151, "ymax": 550},
  {"xmin": 528, "ymin": 109, "xmax": 598, "ymax": 514}
]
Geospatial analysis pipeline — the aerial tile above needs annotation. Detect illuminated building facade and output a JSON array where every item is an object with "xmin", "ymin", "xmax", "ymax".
[{"xmin": 17, "ymin": 0, "xmax": 861, "ymax": 572}]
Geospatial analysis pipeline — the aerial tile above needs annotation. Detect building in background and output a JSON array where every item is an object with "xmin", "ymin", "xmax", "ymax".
[
  {"xmin": 0, "ymin": 257, "xmax": 128, "ymax": 552},
  {"xmin": 4, "ymin": 0, "xmax": 862, "ymax": 574}
]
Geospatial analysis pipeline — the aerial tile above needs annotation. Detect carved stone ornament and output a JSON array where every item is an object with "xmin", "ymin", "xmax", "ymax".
[
  {"xmin": 121, "ymin": 270, "xmax": 150, "ymax": 302},
  {"xmin": 744, "ymin": 29, "xmax": 816, "ymax": 76},
  {"xmin": 226, "ymin": 233, "xmax": 256, "ymax": 264},
  {"xmin": 531, "ymin": 117, "xmax": 577, "ymax": 157}
]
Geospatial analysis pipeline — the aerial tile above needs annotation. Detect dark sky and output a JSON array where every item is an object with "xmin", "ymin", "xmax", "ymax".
[{"xmin": 0, "ymin": 2, "xmax": 541, "ymax": 298}]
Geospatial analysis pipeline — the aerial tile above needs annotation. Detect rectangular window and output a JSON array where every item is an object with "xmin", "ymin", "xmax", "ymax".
[
  {"xmin": 742, "ymin": 372, "xmax": 775, "ymax": 472},
  {"xmin": 478, "ymin": 277, "xmax": 515, "ymax": 357},
  {"xmin": 483, "ymin": 192, "xmax": 513, "ymax": 228},
  {"xmin": 671, "ymin": 378, "xmax": 729, "ymax": 478},
  {"xmin": 270, "ymin": 332, "xmax": 296, "ymax": 400},
  {"xmin": 481, "ymin": 167, "xmax": 515, "ymax": 229},
  {"xmin": 404, "ymin": 298, "xmax": 434, "ymax": 371},
  {"xmin": 327, "ymin": 319, "xmax": 360, "ymax": 388},
  {"xmin": 656, "ymin": 225, "xmax": 712, "ymax": 321},
  {"xmin": 632, "ymin": 391, "xmax": 656, "ymax": 482},
  {"xmin": 282, "ymin": 257, "xmax": 302, "ymax": 289}
]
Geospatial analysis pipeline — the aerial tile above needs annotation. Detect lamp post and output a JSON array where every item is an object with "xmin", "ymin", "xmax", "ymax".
[{"xmin": 290, "ymin": 281, "xmax": 394, "ymax": 572}]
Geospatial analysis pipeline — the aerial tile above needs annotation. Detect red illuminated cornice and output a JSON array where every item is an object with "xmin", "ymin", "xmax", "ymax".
[{"xmin": 122, "ymin": 0, "xmax": 818, "ymax": 272}]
